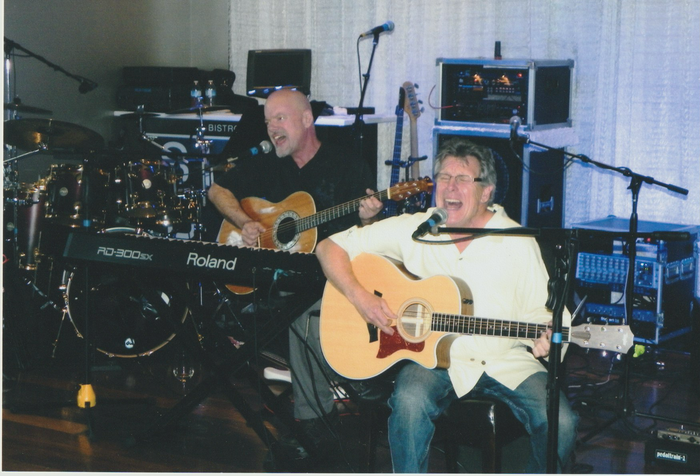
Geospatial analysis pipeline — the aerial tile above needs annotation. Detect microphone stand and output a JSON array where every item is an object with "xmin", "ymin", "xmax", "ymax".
[
  {"xmin": 432, "ymin": 222, "xmax": 690, "ymax": 472},
  {"xmin": 509, "ymin": 132, "xmax": 688, "ymax": 471},
  {"xmin": 352, "ymin": 32, "xmax": 384, "ymax": 165},
  {"xmin": 4, "ymin": 37, "xmax": 98, "ymax": 93},
  {"xmin": 431, "ymin": 224, "xmax": 572, "ymax": 472}
]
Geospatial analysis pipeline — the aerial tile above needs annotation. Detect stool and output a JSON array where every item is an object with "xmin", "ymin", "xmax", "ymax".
[
  {"xmin": 358, "ymin": 393, "xmax": 527, "ymax": 473},
  {"xmin": 437, "ymin": 397, "xmax": 527, "ymax": 473}
]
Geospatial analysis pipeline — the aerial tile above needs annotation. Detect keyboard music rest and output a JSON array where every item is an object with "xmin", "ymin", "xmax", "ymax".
[{"xmin": 62, "ymin": 231, "xmax": 325, "ymax": 293}]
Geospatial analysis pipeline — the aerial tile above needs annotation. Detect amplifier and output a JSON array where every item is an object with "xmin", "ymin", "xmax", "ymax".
[
  {"xmin": 436, "ymin": 58, "xmax": 573, "ymax": 130},
  {"xmin": 122, "ymin": 66, "xmax": 200, "ymax": 86},
  {"xmin": 573, "ymin": 217, "xmax": 699, "ymax": 345},
  {"xmin": 646, "ymin": 428, "xmax": 700, "ymax": 472},
  {"xmin": 116, "ymin": 67, "xmax": 238, "ymax": 113},
  {"xmin": 116, "ymin": 85, "xmax": 192, "ymax": 112}
]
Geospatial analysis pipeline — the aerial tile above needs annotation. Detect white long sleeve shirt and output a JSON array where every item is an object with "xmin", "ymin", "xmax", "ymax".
[{"xmin": 328, "ymin": 205, "xmax": 570, "ymax": 397}]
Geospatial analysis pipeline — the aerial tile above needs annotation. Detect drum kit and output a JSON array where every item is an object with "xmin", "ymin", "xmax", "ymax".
[{"xmin": 3, "ymin": 99, "xmax": 234, "ymax": 360}]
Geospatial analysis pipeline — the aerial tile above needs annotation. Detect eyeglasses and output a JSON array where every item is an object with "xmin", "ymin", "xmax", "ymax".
[{"xmin": 434, "ymin": 173, "xmax": 483, "ymax": 185}]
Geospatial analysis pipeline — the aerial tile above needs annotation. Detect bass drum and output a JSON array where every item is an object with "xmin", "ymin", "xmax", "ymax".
[{"xmin": 64, "ymin": 229, "xmax": 189, "ymax": 358}]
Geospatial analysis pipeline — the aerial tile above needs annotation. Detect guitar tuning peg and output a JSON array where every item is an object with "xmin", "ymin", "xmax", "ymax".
[{"xmin": 414, "ymin": 83, "xmax": 419, "ymax": 89}]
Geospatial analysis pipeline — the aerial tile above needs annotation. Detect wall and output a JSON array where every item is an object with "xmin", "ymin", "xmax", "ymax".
[
  {"xmin": 3, "ymin": 0, "xmax": 231, "ymax": 182},
  {"xmin": 3, "ymin": 0, "xmax": 699, "ymax": 228},
  {"xmin": 228, "ymin": 0, "xmax": 700, "ymax": 228}
]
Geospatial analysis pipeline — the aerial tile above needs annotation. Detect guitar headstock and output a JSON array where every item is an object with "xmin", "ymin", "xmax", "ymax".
[
  {"xmin": 570, "ymin": 324, "xmax": 635, "ymax": 354},
  {"xmin": 395, "ymin": 87, "xmax": 406, "ymax": 117},
  {"xmin": 389, "ymin": 177, "xmax": 433, "ymax": 201},
  {"xmin": 402, "ymin": 81, "xmax": 423, "ymax": 121}
]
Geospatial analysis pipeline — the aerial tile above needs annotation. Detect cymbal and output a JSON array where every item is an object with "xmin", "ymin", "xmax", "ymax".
[
  {"xmin": 167, "ymin": 105, "xmax": 231, "ymax": 115},
  {"xmin": 4, "ymin": 118, "xmax": 104, "ymax": 152},
  {"xmin": 117, "ymin": 111, "xmax": 162, "ymax": 119},
  {"xmin": 4, "ymin": 99, "xmax": 52, "ymax": 115}
]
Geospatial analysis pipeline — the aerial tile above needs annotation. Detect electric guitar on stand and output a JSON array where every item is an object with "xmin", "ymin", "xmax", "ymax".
[
  {"xmin": 384, "ymin": 82, "xmax": 427, "ymax": 216},
  {"xmin": 383, "ymin": 86, "xmax": 406, "ymax": 217},
  {"xmin": 401, "ymin": 82, "xmax": 429, "ymax": 214}
]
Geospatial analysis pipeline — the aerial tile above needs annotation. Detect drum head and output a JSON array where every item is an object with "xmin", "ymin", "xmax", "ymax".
[{"xmin": 66, "ymin": 266, "xmax": 189, "ymax": 358}]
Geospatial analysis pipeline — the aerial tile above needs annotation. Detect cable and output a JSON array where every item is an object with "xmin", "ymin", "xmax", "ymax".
[{"xmin": 287, "ymin": 313, "xmax": 355, "ymax": 471}]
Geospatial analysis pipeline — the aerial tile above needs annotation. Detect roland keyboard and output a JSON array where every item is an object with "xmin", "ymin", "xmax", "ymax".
[{"xmin": 62, "ymin": 231, "xmax": 325, "ymax": 292}]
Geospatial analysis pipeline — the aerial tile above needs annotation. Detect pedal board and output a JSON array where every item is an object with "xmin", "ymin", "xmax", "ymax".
[{"xmin": 645, "ymin": 427, "xmax": 700, "ymax": 472}]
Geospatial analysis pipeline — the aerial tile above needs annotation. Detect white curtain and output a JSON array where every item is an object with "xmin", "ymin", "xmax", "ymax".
[{"xmin": 229, "ymin": 0, "xmax": 700, "ymax": 228}]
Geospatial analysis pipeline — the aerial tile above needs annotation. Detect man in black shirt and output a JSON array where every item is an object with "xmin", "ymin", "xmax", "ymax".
[
  {"xmin": 209, "ymin": 88, "xmax": 381, "ymax": 243},
  {"xmin": 208, "ymin": 88, "xmax": 383, "ymax": 458}
]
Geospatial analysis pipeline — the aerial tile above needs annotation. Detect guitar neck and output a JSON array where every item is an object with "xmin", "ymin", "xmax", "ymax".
[
  {"xmin": 431, "ymin": 313, "xmax": 570, "ymax": 341},
  {"xmin": 296, "ymin": 189, "xmax": 392, "ymax": 232},
  {"xmin": 408, "ymin": 118, "xmax": 420, "ymax": 180},
  {"xmin": 389, "ymin": 114, "xmax": 405, "ymax": 186},
  {"xmin": 385, "ymin": 101, "xmax": 405, "ymax": 217}
]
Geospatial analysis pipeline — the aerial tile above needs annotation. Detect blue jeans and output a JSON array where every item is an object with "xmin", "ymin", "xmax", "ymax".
[{"xmin": 387, "ymin": 364, "xmax": 579, "ymax": 473}]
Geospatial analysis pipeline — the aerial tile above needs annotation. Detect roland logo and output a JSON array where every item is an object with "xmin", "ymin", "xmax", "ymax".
[
  {"xmin": 656, "ymin": 450, "xmax": 687, "ymax": 463},
  {"xmin": 187, "ymin": 252, "xmax": 237, "ymax": 270}
]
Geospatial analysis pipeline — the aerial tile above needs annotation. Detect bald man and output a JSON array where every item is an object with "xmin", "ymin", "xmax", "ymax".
[{"xmin": 208, "ymin": 88, "xmax": 383, "ymax": 460}]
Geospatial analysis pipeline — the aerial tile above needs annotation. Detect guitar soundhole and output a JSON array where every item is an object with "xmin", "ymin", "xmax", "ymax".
[
  {"xmin": 273, "ymin": 213, "xmax": 300, "ymax": 250},
  {"xmin": 396, "ymin": 301, "xmax": 431, "ymax": 344}
]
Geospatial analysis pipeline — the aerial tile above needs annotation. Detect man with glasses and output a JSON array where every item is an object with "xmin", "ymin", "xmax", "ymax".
[{"xmin": 315, "ymin": 137, "xmax": 578, "ymax": 472}]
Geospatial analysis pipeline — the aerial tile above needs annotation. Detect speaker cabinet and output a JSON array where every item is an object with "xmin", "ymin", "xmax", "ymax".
[{"xmin": 433, "ymin": 127, "xmax": 564, "ymax": 228}]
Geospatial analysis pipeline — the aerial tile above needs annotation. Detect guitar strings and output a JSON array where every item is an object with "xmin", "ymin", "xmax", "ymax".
[
  {"xmin": 257, "ymin": 181, "xmax": 428, "ymax": 242},
  {"xmin": 398, "ymin": 309, "xmax": 569, "ymax": 339},
  {"xmin": 256, "ymin": 190, "xmax": 389, "ymax": 242}
]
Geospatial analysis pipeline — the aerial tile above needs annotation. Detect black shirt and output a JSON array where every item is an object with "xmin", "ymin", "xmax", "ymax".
[{"xmin": 215, "ymin": 141, "xmax": 376, "ymax": 242}]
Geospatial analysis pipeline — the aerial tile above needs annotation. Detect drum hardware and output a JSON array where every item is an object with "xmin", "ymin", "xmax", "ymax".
[
  {"xmin": 3, "ymin": 148, "xmax": 42, "ymax": 164},
  {"xmin": 169, "ymin": 97, "xmax": 232, "ymax": 156},
  {"xmin": 4, "ymin": 97, "xmax": 53, "ymax": 115}
]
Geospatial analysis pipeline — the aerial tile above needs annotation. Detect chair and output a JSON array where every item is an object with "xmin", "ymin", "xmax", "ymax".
[
  {"xmin": 353, "ymin": 386, "xmax": 527, "ymax": 473},
  {"xmin": 437, "ymin": 397, "xmax": 528, "ymax": 473}
]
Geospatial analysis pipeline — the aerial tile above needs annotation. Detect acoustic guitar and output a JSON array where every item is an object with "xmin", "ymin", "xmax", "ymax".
[
  {"xmin": 217, "ymin": 178, "xmax": 433, "ymax": 293},
  {"xmin": 319, "ymin": 253, "xmax": 635, "ymax": 380}
]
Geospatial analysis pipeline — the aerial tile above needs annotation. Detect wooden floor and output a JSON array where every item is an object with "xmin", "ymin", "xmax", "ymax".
[{"xmin": 3, "ymin": 272, "xmax": 700, "ymax": 473}]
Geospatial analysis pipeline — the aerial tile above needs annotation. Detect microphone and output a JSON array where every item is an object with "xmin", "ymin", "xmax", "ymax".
[
  {"xmin": 412, "ymin": 208, "xmax": 448, "ymax": 240},
  {"xmin": 212, "ymin": 140, "xmax": 272, "ymax": 171},
  {"xmin": 359, "ymin": 21, "xmax": 395, "ymax": 38},
  {"xmin": 223, "ymin": 140, "xmax": 273, "ymax": 164},
  {"xmin": 509, "ymin": 115, "xmax": 521, "ymax": 143},
  {"xmin": 78, "ymin": 79, "xmax": 98, "ymax": 94}
]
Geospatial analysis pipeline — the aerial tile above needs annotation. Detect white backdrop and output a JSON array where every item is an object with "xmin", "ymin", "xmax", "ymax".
[{"xmin": 229, "ymin": 0, "xmax": 700, "ymax": 228}]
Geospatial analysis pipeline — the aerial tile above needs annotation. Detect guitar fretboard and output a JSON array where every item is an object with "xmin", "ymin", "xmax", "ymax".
[
  {"xmin": 431, "ymin": 313, "xmax": 571, "ymax": 341},
  {"xmin": 295, "ymin": 189, "xmax": 392, "ymax": 232}
]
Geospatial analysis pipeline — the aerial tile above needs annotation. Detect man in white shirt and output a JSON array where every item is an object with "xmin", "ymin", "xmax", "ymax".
[{"xmin": 316, "ymin": 137, "xmax": 578, "ymax": 472}]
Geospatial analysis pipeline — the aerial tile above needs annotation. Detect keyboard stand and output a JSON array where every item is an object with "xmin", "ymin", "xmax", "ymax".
[{"xmin": 125, "ymin": 280, "xmax": 321, "ymax": 467}]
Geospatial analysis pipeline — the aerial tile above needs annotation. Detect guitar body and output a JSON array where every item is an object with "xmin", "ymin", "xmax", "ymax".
[
  {"xmin": 217, "ymin": 192, "xmax": 318, "ymax": 253},
  {"xmin": 242, "ymin": 192, "xmax": 317, "ymax": 253},
  {"xmin": 319, "ymin": 253, "xmax": 469, "ymax": 380},
  {"xmin": 217, "ymin": 180, "xmax": 433, "ymax": 294},
  {"xmin": 320, "ymin": 253, "xmax": 635, "ymax": 380},
  {"xmin": 217, "ymin": 192, "xmax": 317, "ymax": 294}
]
